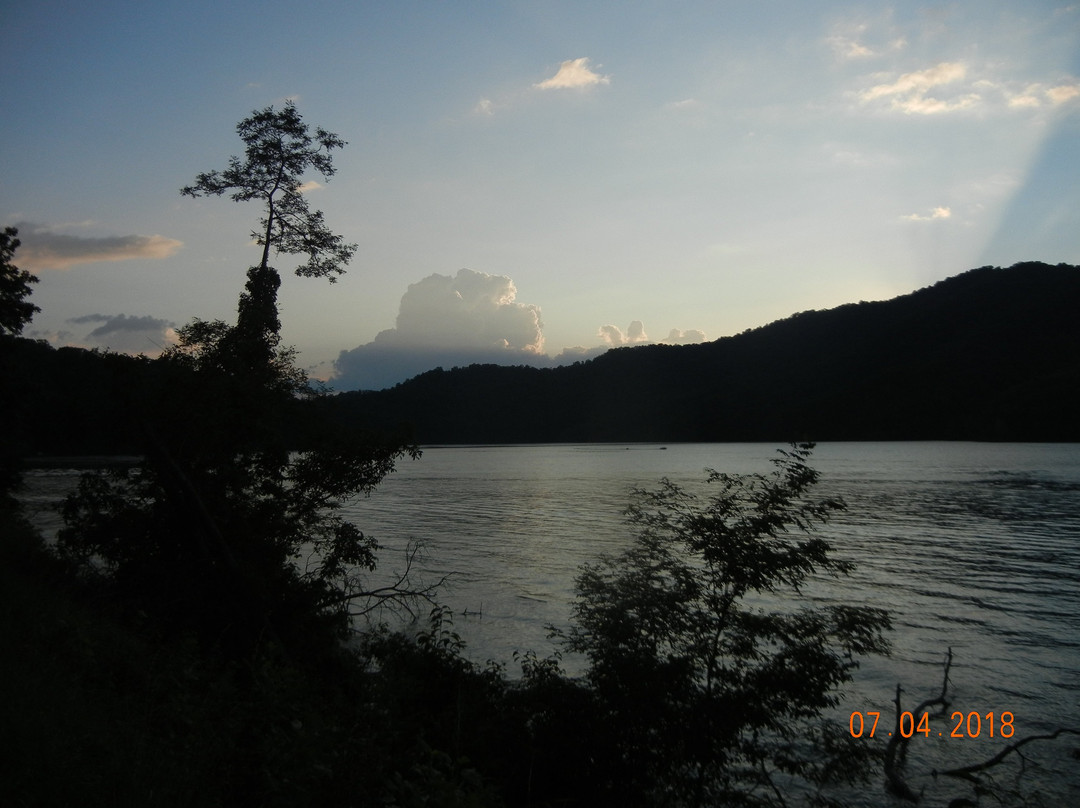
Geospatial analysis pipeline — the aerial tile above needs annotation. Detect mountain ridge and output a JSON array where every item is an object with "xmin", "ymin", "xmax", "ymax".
[{"xmin": 324, "ymin": 261, "xmax": 1080, "ymax": 443}]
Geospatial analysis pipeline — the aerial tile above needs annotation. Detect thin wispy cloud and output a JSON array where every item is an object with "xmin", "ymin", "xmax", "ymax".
[
  {"xmin": 534, "ymin": 58, "xmax": 611, "ymax": 90},
  {"xmin": 856, "ymin": 63, "xmax": 1079, "ymax": 116},
  {"xmin": 860, "ymin": 62, "xmax": 978, "ymax": 114},
  {"xmin": 902, "ymin": 206, "xmax": 952, "ymax": 222},
  {"xmin": 14, "ymin": 222, "xmax": 182, "ymax": 270},
  {"xmin": 991, "ymin": 80, "xmax": 1080, "ymax": 109},
  {"xmin": 826, "ymin": 17, "xmax": 906, "ymax": 61},
  {"xmin": 827, "ymin": 26, "xmax": 877, "ymax": 60},
  {"xmin": 1007, "ymin": 85, "xmax": 1044, "ymax": 109},
  {"xmin": 470, "ymin": 58, "xmax": 610, "ymax": 117}
]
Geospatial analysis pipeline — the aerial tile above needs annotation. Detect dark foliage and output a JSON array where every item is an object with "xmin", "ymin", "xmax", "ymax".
[
  {"xmin": 0, "ymin": 226, "xmax": 40, "ymax": 501},
  {"xmin": 53, "ymin": 103, "xmax": 419, "ymax": 662},
  {"xmin": 559, "ymin": 444, "xmax": 891, "ymax": 805},
  {"xmin": 0, "ymin": 226, "xmax": 39, "ymax": 337},
  {"xmin": 181, "ymin": 100, "xmax": 356, "ymax": 283}
]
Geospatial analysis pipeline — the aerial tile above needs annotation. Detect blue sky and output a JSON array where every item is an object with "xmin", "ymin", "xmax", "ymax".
[{"xmin": 3, "ymin": 1, "xmax": 1078, "ymax": 389}]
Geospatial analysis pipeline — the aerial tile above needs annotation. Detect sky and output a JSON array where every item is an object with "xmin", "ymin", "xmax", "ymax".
[{"xmin": 3, "ymin": 1, "xmax": 1078, "ymax": 390}]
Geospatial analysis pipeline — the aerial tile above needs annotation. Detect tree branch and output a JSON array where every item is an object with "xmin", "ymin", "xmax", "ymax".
[
  {"xmin": 884, "ymin": 647, "xmax": 953, "ymax": 801},
  {"xmin": 935, "ymin": 728, "xmax": 1080, "ymax": 782},
  {"xmin": 331, "ymin": 541, "xmax": 452, "ymax": 621}
]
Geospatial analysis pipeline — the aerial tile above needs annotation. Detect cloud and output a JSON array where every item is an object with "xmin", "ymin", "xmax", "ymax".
[
  {"xmin": 599, "ymin": 320, "xmax": 647, "ymax": 347},
  {"xmin": 859, "ymin": 62, "xmax": 980, "ymax": 114},
  {"xmin": 826, "ymin": 17, "xmax": 906, "ymax": 61},
  {"xmin": 550, "ymin": 344, "xmax": 606, "ymax": 363},
  {"xmin": 25, "ymin": 328, "xmax": 75, "ymax": 346},
  {"xmin": 474, "ymin": 97, "xmax": 495, "ymax": 116},
  {"xmin": 599, "ymin": 322, "xmax": 707, "ymax": 347},
  {"xmin": 901, "ymin": 206, "xmax": 952, "ymax": 222},
  {"xmin": 992, "ymin": 79, "xmax": 1080, "ymax": 109},
  {"xmin": 662, "ymin": 328, "xmax": 708, "ymax": 345},
  {"xmin": 65, "ymin": 313, "xmax": 178, "ymax": 355},
  {"xmin": 14, "ymin": 221, "xmax": 182, "ymax": 270},
  {"xmin": 534, "ymin": 57, "xmax": 611, "ymax": 90},
  {"xmin": 1007, "ymin": 86, "xmax": 1044, "ymax": 109},
  {"xmin": 1047, "ymin": 83, "xmax": 1080, "ymax": 105},
  {"xmin": 827, "ymin": 25, "xmax": 875, "ymax": 60},
  {"xmin": 863, "ymin": 63, "xmax": 965, "ymax": 101},
  {"xmin": 333, "ymin": 269, "xmax": 546, "ymax": 390},
  {"xmin": 832, "ymin": 38, "xmax": 874, "ymax": 60},
  {"xmin": 333, "ymin": 271, "xmax": 709, "ymax": 390}
]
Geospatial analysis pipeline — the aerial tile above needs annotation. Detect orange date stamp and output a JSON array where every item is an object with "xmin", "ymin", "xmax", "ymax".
[{"xmin": 849, "ymin": 711, "xmax": 1015, "ymax": 739}]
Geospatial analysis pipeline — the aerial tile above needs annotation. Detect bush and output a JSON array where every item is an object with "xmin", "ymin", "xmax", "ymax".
[{"xmin": 561, "ymin": 443, "xmax": 891, "ymax": 806}]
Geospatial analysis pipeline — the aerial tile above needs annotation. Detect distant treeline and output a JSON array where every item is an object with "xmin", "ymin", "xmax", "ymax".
[
  {"xmin": 5, "ymin": 261, "xmax": 1079, "ymax": 456},
  {"xmin": 322, "ymin": 261, "xmax": 1080, "ymax": 443}
]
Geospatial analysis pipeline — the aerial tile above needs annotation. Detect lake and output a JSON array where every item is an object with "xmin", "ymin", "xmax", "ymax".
[
  {"xmin": 343, "ymin": 441, "xmax": 1080, "ymax": 805},
  {"xmin": 21, "ymin": 441, "xmax": 1080, "ymax": 804}
]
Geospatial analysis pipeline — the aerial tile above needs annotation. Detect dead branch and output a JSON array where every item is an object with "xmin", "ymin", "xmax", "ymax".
[
  {"xmin": 935, "ymin": 727, "xmax": 1080, "ymax": 783},
  {"xmin": 884, "ymin": 647, "xmax": 953, "ymax": 801},
  {"xmin": 335, "ymin": 541, "xmax": 452, "ymax": 621}
]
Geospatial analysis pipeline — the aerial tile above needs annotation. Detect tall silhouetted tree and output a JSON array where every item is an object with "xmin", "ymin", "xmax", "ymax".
[
  {"xmin": 0, "ymin": 227, "xmax": 40, "ymax": 337},
  {"xmin": 59, "ymin": 106, "xmax": 422, "ymax": 660},
  {"xmin": 181, "ymin": 101, "xmax": 356, "ymax": 366}
]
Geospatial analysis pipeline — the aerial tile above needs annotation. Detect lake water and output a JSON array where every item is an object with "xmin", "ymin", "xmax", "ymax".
[
  {"xmin": 343, "ymin": 441, "xmax": 1080, "ymax": 805},
  {"xmin": 21, "ymin": 442, "xmax": 1080, "ymax": 805}
]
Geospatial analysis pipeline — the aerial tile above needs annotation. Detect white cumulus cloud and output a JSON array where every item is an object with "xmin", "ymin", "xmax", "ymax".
[
  {"xmin": 334, "ymin": 269, "xmax": 546, "ymax": 390},
  {"xmin": 599, "ymin": 320, "xmax": 647, "ymax": 347},
  {"xmin": 598, "ymin": 321, "xmax": 707, "ymax": 348},
  {"xmin": 534, "ymin": 57, "xmax": 611, "ymax": 90}
]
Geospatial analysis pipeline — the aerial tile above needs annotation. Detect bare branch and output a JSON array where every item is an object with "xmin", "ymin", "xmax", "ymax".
[
  {"xmin": 884, "ymin": 647, "xmax": 953, "ymax": 801},
  {"xmin": 331, "ymin": 541, "xmax": 453, "ymax": 622},
  {"xmin": 935, "ymin": 728, "xmax": 1080, "ymax": 782}
]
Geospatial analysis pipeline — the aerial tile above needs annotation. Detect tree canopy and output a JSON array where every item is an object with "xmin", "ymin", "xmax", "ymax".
[
  {"xmin": 57, "ymin": 104, "xmax": 420, "ymax": 661},
  {"xmin": 562, "ymin": 443, "xmax": 892, "ymax": 805},
  {"xmin": 182, "ymin": 101, "xmax": 356, "ymax": 282},
  {"xmin": 0, "ymin": 227, "xmax": 40, "ymax": 337},
  {"xmin": 180, "ymin": 102, "xmax": 358, "ymax": 370}
]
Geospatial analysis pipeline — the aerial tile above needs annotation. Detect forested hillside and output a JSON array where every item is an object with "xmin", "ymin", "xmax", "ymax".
[
  {"xmin": 6, "ymin": 260, "xmax": 1079, "ymax": 455},
  {"xmin": 323, "ymin": 261, "xmax": 1080, "ymax": 443}
]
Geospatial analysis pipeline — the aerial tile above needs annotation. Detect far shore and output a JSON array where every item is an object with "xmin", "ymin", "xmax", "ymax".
[{"xmin": 22, "ymin": 456, "xmax": 143, "ymax": 470}]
